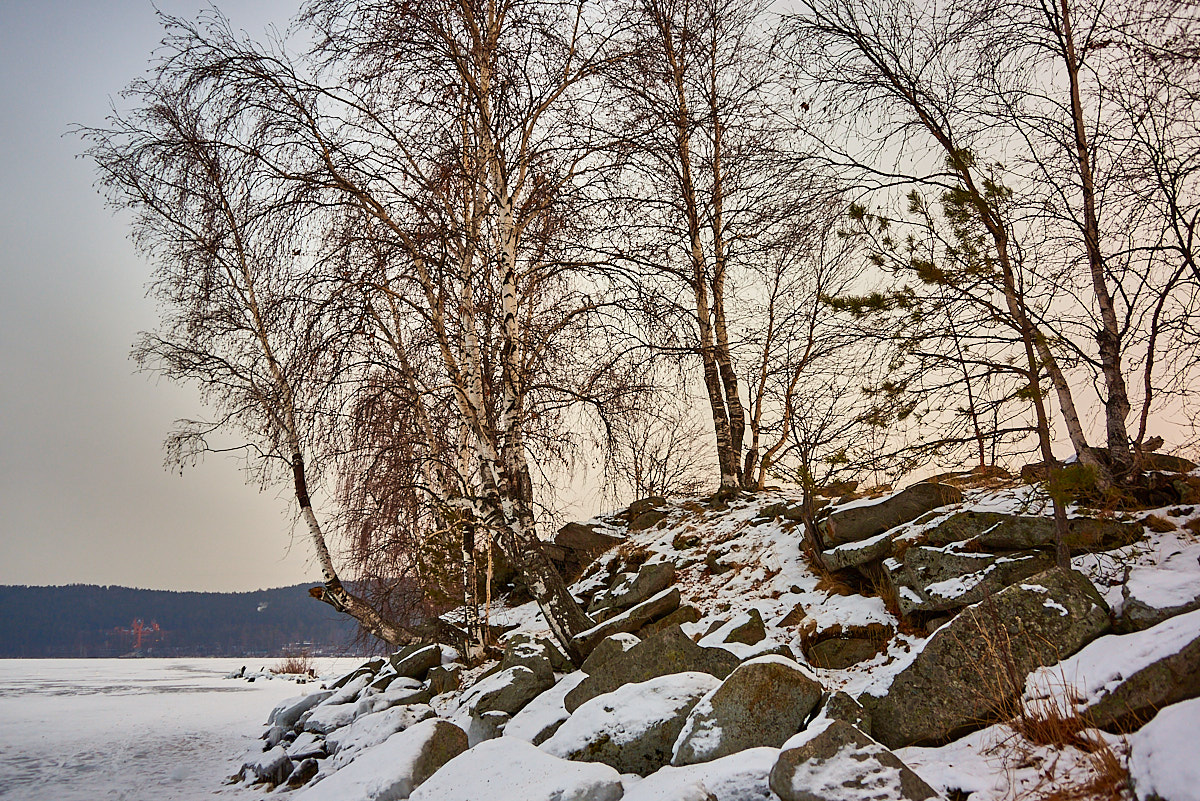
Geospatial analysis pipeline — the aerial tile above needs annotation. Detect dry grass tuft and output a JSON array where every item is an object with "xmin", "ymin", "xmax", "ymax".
[{"xmin": 273, "ymin": 650, "xmax": 314, "ymax": 676}]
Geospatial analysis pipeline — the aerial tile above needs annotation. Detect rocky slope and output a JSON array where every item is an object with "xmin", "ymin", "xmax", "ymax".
[{"xmin": 233, "ymin": 468, "xmax": 1200, "ymax": 801}]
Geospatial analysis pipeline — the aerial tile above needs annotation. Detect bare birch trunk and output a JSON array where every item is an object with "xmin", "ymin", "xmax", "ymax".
[{"xmin": 1057, "ymin": 0, "xmax": 1132, "ymax": 469}]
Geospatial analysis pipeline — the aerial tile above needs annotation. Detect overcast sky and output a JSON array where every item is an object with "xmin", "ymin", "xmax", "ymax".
[{"xmin": 0, "ymin": 0, "xmax": 313, "ymax": 592}]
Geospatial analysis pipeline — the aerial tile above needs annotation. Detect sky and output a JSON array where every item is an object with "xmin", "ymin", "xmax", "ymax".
[{"xmin": 0, "ymin": 0, "xmax": 312, "ymax": 592}]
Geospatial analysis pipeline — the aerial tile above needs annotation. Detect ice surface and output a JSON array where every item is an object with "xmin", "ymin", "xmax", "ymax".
[{"xmin": 0, "ymin": 656, "xmax": 359, "ymax": 801}]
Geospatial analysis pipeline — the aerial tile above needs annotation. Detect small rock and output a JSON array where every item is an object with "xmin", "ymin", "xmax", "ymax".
[
  {"xmin": 241, "ymin": 745, "xmax": 292, "ymax": 786},
  {"xmin": 286, "ymin": 757, "xmax": 319, "ymax": 789},
  {"xmin": 722, "ymin": 608, "xmax": 766, "ymax": 646},
  {"xmin": 428, "ymin": 664, "xmax": 463, "ymax": 695},
  {"xmin": 467, "ymin": 710, "xmax": 510, "ymax": 747}
]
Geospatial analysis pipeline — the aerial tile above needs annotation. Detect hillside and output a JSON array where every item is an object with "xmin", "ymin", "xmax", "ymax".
[
  {"xmin": 0, "ymin": 584, "xmax": 363, "ymax": 658},
  {"xmin": 231, "ymin": 469, "xmax": 1200, "ymax": 800}
]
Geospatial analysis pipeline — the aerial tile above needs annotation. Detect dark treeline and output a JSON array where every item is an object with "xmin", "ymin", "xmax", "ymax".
[{"xmin": 0, "ymin": 584, "xmax": 363, "ymax": 658}]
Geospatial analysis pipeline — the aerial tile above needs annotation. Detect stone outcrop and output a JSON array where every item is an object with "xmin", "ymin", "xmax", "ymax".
[
  {"xmin": 1026, "ymin": 608, "xmax": 1200, "ymax": 731},
  {"xmin": 819, "ymin": 483, "xmax": 964, "ymax": 547},
  {"xmin": 887, "ymin": 547, "xmax": 1056, "ymax": 615},
  {"xmin": 860, "ymin": 567, "xmax": 1111, "ymax": 748},
  {"xmin": 588, "ymin": 560, "xmax": 675, "ymax": 618},
  {"xmin": 566, "ymin": 626, "xmax": 740, "ymax": 713},
  {"xmin": 672, "ymin": 656, "xmax": 824, "ymax": 765},
  {"xmin": 572, "ymin": 587, "xmax": 682, "ymax": 655},
  {"xmin": 923, "ymin": 511, "xmax": 1141, "ymax": 553}
]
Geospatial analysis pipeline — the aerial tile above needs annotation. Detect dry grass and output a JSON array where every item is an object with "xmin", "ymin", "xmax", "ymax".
[
  {"xmin": 1142, "ymin": 514, "xmax": 1177, "ymax": 533},
  {"xmin": 273, "ymin": 650, "xmax": 314, "ymax": 676}
]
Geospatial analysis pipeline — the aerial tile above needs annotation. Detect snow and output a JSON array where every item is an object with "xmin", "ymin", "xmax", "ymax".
[
  {"xmin": 1129, "ymin": 697, "xmax": 1200, "ymax": 801},
  {"xmin": 624, "ymin": 747, "xmax": 780, "ymax": 801},
  {"xmin": 409, "ymin": 736, "xmax": 624, "ymax": 801},
  {"xmin": 503, "ymin": 670, "xmax": 587, "ymax": 743},
  {"xmin": 293, "ymin": 718, "xmax": 451, "ymax": 801},
  {"xmin": 541, "ymin": 671, "xmax": 720, "ymax": 758},
  {"xmin": 1024, "ymin": 607, "xmax": 1200, "ymax": 709},
  {"xmin": 0, "ymin": 657, "xmax": 359, "ymax": 801},
  {"xmin": 326, "ymin": 704, "xmax": 435, "ymax": 768}
]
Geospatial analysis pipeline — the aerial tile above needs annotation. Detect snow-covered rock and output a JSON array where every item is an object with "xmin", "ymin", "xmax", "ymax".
[
  {"xmin": 625, "ymin": 747, "xmax": 780, "ymax": 801},
  {"xmin": 861, "ymin": 567, "xmax": 1110, "ymax": 747},
  {"xmin": 293, "ymin": 718, "xmax": 467, "ymax": 801},
  {"xmin": 504, "ymin": 671, "xmax": 588, "ymax": 745},
  {"xmin": 672, "ymin": 655, "xmax": 823, "ymax": 765},
  {"xmin": 326, "ymin": 704, "xmax": 436, "ymax": 767},
  {"xmin": 269, "ymin": 691, "xmax": 333, "ymax": 730},
  {"xmin": 543, "ymin": 671, "xmax": 720, "ymax": 775},
  {"xmin": 565, "ymin": 625, "xmax": 738, "ymax": 713},
  {"xmin": 1129, "ymin": 697, "xmax": 1200, "ymax": 801},
  {"xmin": 770, "ymin": 720, "xmax": 938, "ymax": 801},
  {"xmin": 409, "ymin": 737, "xmax": 624, "ymax": 801},
  {"xmin": 1024, "ymin": 606, "xmax": 1200, "ymax": 729}
]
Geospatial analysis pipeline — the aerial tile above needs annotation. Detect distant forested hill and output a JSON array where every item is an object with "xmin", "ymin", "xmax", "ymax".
[{"xmin": 0, "ymin": 584, "xmax": 365, "ymax": 657}]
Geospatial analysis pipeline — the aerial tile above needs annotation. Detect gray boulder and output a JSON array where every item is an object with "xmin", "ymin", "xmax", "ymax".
[
  {"xmin": 672, "ymin": 655, "xmax": 825, "ymax": 765},
  {"xmin": 459, "ymin": 664, "xmax": 555, "ymax": 718},
  {"xmin": 285, "ymin": 757, "xmax": 320, "ymax": 789},
  {"xmin": 822, "ymin": 691, "xmax": 872, "ymax": 733},
  {"xmin": 543, "ymin": 672, "xmax": 720, "ymax": 776},
  {"xmin": 723, "ymin": 608, "xmax": 766, "ymax": 646},
  {"xmin": 391, "ymin": 644, "xmax": 443, "ymax": 681},
  {"xmin": 860, "ymin": 567, "xmax": 1111, "ymax": 748},
  {"xmin": 640, "ymin": 605, "xmax": 702, "ymax": 638},
  {"xmin": 466, "ymin": 710, "xmax": 510, "ymax": 747},
  {"xmin": 819, "ymin": 483, "xmax": 963, "ymax": 547},
  {"xmin": 805, "ymin": 637, "xmax": 883, "ymax": 669},
  {"xmin": 924, "ymin": 511, "xmax": 1140, "ymax": 553},
  {"xmin": 566, "ymin": 625, "xmax": 740, "ymax": 713},
  {"xmin": 580, "ymin": 633, "xmax": 640, "ymax": 675},
  {"xmin": 822, "ymin": 532, "xmax": 894, "ymax": 571},
  {"xmin": 769, "ymin": 721, "xmax": 939, "ymax": 801},
  {"xmin": 499, "ymin": 635, "xmax": 557, "ymax": 681},
  {"xmin": 270, "ymin": 692, "xmax": 333, "ymax": 730},
  {"xmin": 573, "ymin": 587, "xmax": 682, "ymax": 655},
  {"xmin": 1025, "ymin": 607, "xmax": 1200, "ymax": 731},
  {"xmin": 241, "ymin": 746, "xmax": 293, "ymax": 786},
  {"xmin": 427, "ymin": 664, "xmax": 463, "ymax": 695}
]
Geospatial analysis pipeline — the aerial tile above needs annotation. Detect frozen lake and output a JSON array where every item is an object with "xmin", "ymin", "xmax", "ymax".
[{"xmin": 0, "ymin": 657, "xmax": 361, "ymax": 801}]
